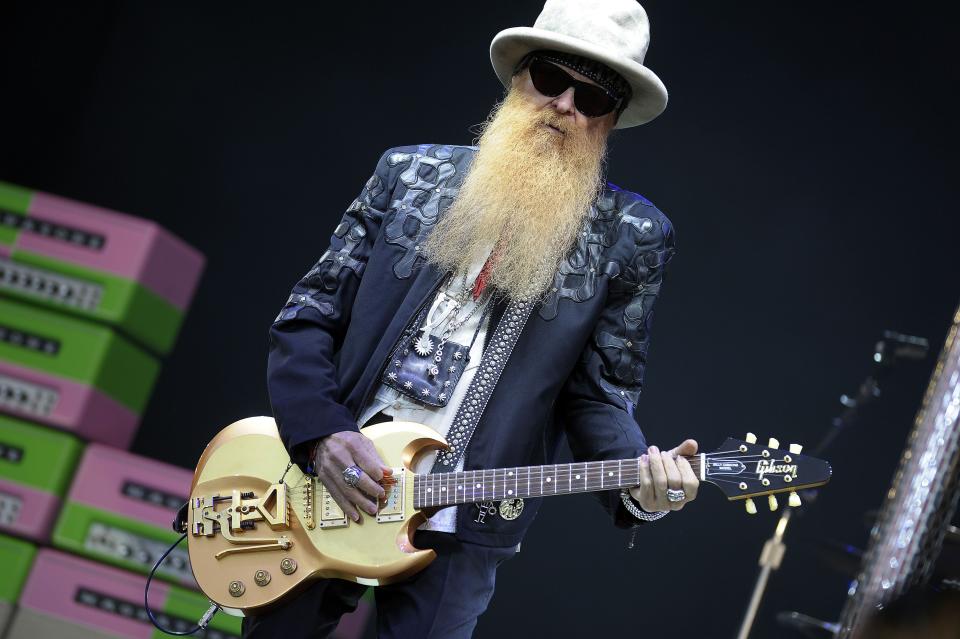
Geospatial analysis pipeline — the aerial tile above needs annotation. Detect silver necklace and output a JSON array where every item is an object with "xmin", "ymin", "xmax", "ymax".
[{"xmin": 413, "ymin": 272, "xmax": 486, "ymax": 361}]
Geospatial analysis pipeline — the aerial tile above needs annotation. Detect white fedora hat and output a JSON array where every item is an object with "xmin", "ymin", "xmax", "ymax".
[{"xmin": 490, "ymin": 0, "xmax": 668, "ymax": 128}]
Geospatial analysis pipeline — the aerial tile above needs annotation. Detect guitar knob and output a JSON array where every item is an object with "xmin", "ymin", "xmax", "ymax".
[
  {"xmin": 768, "ymin": 494, "xmax": 779, "ymax": 511},
  {"xmin": 768, "ymin": 437, "xmax": 780, "ymax": 449},
  {"xmin": 745, "ymin": 432, "xmax": 757, "ymax": 444},
  {"xmin": 788, "ymin": 492, "xmax": 802, "ymax": 507},
  {"xmin": 789, "ymin": 443, "xmax": 803, "ymax": 454},
  {"xmin": 745, "ymin": 498, "xmax": 757, "ymax": 515}
]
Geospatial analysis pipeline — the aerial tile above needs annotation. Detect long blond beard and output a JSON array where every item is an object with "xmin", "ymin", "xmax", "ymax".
[{"xmin": 421, "ymin": 88, "xmax": 609, "ymax": 300}]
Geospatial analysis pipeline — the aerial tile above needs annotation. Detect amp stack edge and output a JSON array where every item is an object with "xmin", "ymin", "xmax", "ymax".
[{"xmin": 0, "ymin": 182, "xmax": 238, "ymax": 638}]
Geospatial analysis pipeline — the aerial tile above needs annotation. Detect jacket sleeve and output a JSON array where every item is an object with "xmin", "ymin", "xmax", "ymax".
[
  {"xmin": 267, "ymin": 148, "xmax": 399, "ymax": 472},
  {"xmin": 556, "ymin": 213, "xmax": 677, "ymax": 528}
]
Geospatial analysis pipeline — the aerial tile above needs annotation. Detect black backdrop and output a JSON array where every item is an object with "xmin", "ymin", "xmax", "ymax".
[{"xmin": 1, "ymin": 2, "xmax": 957, "ymax": 637}]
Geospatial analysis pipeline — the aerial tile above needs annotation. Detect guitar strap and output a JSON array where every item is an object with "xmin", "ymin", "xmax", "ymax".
[{"xmin": 430, "ymin": 297, "xmax": 535, "ymax": 472}]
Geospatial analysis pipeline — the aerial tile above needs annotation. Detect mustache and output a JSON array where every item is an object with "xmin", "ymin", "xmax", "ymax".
[{"xmin": 536, "ymin": 111, "xmax": 571, "ymax": 135}]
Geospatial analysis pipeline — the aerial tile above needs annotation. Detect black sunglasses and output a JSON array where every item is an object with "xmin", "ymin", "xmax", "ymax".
[{"xmin": 527, "ymin": 58, "xmax": 621, "ymax": 118}]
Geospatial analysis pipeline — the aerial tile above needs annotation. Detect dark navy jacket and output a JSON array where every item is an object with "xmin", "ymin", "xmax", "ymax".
[{"xmin": 267, "ymin": 143, "xmax": 676, "ymax": 548}]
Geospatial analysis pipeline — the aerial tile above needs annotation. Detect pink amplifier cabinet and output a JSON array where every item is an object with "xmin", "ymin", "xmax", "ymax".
[
  {"xmin": 0, "ymin": 181, "xmax": 205, "ymax": 355},
  {"xmin": 53, "ymin": 444, "xmax": 197, "ymax": 588},
  {"xmin": 0, "ymin": 297, "xmax": 159, "ymax": 449},
  {"xmin": 8, "ymin": 549, "xmax": 241, "ymax": 639}
]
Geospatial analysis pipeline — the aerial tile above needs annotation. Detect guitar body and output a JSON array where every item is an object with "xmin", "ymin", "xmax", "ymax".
[{"xmin": 186, "ymin": 416, "xmax": 447, "ymax": 614}]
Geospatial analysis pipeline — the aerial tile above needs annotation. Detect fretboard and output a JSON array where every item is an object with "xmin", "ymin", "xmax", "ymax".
[{"xmin": 412, "ymin": 457, "xmax": 701, "ymax": 509}]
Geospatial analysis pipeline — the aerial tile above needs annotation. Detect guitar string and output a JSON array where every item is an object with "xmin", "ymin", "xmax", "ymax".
[
  {"xmin": 409, "ymin": 469, "xmax": 802, "ymax": 504},
  {"xmin": 410, "ymin": 455, "xmax": 796, "ymax": 487},
  {"xmin": 288, "ymin": 450, "xmax": 799, "ymax": 499},
  {"xmin": 408, "ymin": 453, "xmax": 798, "ymax": 483},
  {"xmin": 411, "ymin": 455, "xmax": 795, "ymax": 477},
  {"xmin": 286, "ymin": 453, "xmax": 798, "ymax": 500},
  {"xmin": 289, "ymin": 456, "xmax": 801, "ymax": 508},
  {"xmin": 410, "ymin": 463, "xmax": 795, "ymax": 487}
]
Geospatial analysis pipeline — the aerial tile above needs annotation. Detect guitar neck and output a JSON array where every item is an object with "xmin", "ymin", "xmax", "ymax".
[{"xmin": 412, "ymin": 456, "xmax": 702, "ymax": 509}]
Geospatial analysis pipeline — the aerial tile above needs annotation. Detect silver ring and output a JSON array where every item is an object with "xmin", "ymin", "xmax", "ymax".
[
  {"xmin": 342, "ymin": 465, "xmax": 362, "ymax": 488},
  {"xmin": 666, "ymin": 488, "xmax": 686, "ymax": 503}
]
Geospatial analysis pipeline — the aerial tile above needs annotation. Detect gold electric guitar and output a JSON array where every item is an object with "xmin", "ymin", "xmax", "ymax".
[{"xmin": 185, "ymin": 416, "xmax": 832, "ymax": 614}]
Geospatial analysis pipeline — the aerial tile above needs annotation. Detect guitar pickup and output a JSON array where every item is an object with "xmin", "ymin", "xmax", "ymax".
[
  {"xmin": 318, "ymin": 485, "xmax": 348, "ymax": 529},
  {"xmin": 377, "ymin": 468, "xmax": 404, "ymax": 523}
]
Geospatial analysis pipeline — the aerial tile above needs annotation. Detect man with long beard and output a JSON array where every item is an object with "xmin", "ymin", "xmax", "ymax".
[{"xmin": 253, "ymin": 1, "xmax": 699, "ymax": 637}]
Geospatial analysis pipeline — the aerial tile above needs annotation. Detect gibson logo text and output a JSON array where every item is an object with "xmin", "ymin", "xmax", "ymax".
[{"xmin": 755, "ymin": 460, "xmax": 798, "ymax": 481}]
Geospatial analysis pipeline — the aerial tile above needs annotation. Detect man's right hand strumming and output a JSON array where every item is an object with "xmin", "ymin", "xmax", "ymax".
[{"xmin": 311, "ymin": 431, "xmax": 391, "ymax": 522}]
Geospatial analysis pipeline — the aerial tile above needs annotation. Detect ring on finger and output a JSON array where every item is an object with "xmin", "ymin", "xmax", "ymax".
[
  {"xmin": 342, "ymin": 465, "xmax": 363, "ymax": 488},
  {"xmin": 666, "ymin": 488, "xmax": 686, "ymax": 503}
]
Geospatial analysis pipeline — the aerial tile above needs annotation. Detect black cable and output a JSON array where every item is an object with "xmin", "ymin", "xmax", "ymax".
[{"xmin": 144, "ymin": 532, "xmax": 221, "ymax": 636}]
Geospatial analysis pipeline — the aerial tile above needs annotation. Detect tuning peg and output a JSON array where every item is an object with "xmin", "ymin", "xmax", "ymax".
[
  {"xmin": 745, "ymin": 432, "xmax": 757, "ymax": 444},
  {"xmin": 789, "ymin": 443, "xmax": 803, "ymax": 455},
  {"xmin": 768, "ymin": 494, "xmax": 779, "ymax": 511},
  {"xmin": 788, "ymin": 492, "xmax": 802, "ymax": 508},
  {"xmin": 768, "ymin": 437, "xmax": 780, "ymax": 449},
  {"xmin": 745, "ymin": 498, "xmax": 757, "ymax": 515}
]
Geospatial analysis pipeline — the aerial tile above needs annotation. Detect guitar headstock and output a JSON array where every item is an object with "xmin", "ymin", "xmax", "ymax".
[{"xmin": 700, "ymin": 433, "xmax": 832, "ymax": 514}]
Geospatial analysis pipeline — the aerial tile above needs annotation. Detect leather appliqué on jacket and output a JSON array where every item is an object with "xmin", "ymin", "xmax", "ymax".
[
  {"xmin": 539, "ymin": 192, "xmax": 658, "ymax": 321},
  {"xmin": 275, "ymin": 166, "xmax": 389, "ymax": 321},
  {"xmin": 594, "ymin": 209, "xmax": 674, "ymax": 407},
  {"xmin": 383, "ymin": 145, "xmax": 472, "ymax": 279},
  {"xmin": 596, "ymin": 279, "xmax": 662, "ymax": 406}
]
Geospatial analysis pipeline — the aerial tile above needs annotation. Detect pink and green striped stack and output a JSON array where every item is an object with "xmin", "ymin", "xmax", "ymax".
[
  {"xmin": 0, "ymin": 181, "xmax": 204, "ymax": 355},
  {"xmin": 0, "ymin": 181, "xmax": 225, "ymax": 636}
]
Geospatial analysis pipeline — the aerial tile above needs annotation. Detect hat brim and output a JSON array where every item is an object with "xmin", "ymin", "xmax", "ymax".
[{"xmin": 490, "ymin": 26, "xmax": 668, "ymax": 129}]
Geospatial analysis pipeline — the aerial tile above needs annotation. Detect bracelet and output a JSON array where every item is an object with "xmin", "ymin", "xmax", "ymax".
[
  {"xmin": 620, "ymin": 489, "xmax": 668, "ymax": 522},
  {"xmin": 306, "ymin": 439, "xmax": 322, "ymax": 476}
]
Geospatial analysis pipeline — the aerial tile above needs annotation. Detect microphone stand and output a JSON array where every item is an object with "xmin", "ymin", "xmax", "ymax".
[{"xmin": 734, "ymin": 331, "xmax": 928, "ymax": 639}]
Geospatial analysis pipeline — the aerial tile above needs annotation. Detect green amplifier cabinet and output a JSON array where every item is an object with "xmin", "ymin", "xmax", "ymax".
[
  {"xmin": 0, "ymin": 534, "xmax": 37, "ymax": 635},
  {"xmin": 0, "ymin": 297, "xmax": 159, "ymax": 448},
  {"xmin": 0, "ymin": 413, "xmax": 83, "ymax": 541}
]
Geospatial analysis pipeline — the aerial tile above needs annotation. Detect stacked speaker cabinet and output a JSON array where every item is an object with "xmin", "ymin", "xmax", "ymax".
[
  {"xmin": 8, "ymin": 550, "xmax": 242, "ymax": 639},
  {"xmin": 0, "ymin": 181, "xmax": 216, "ymax": 637},
  {"xmin": 0, "ymin": 413, "xmax": 82, "ymax": 542},
  {"xmin": 53, "ymin": 444, "xmax": 197, "ymax": 587}
]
